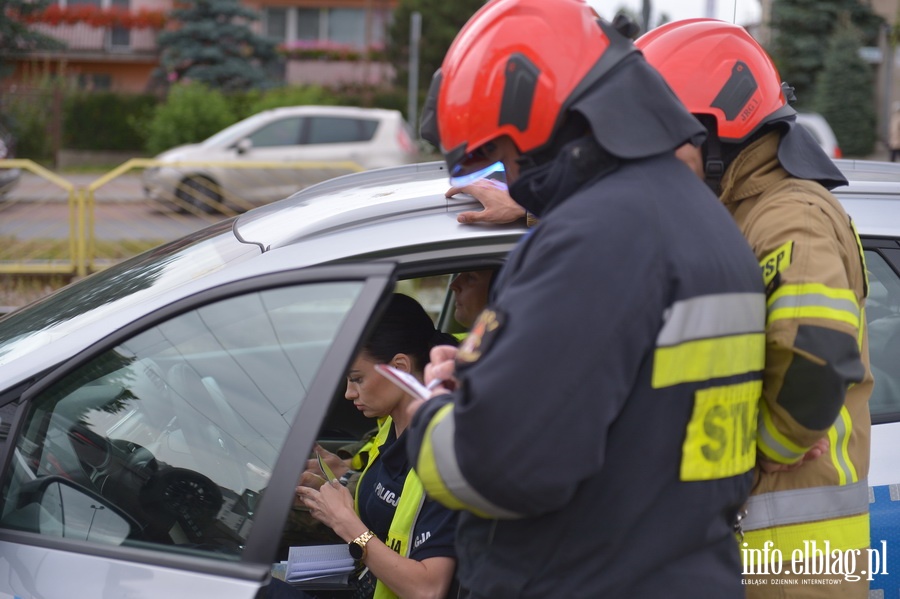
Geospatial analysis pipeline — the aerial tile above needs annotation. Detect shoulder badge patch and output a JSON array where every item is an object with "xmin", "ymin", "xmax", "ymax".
[
  {"xmin": 457, "ymin": 309, "xmax": 502, "ymax": 364},
  {"xmin": 760, "ymin": 240, "xmax": 793, "ymax": 293}
]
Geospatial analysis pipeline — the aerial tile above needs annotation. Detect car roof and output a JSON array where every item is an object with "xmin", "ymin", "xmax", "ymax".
[
  {"xmin": 231, "ymin": 158, "xmax": 900, "ymax": 247},
  {"xmin": 831, "ymin": 159, "xmax": 900, "ymax": 237},
  {"xmin": 257, "ymin": 105, "xmax": 403, "ymax": 119},
  {"xmin": 234, "ymin": 161, "xmax": 511, "ymax": 249}
]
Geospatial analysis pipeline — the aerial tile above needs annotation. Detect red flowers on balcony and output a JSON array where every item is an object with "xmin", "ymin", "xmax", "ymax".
[
  {"xmin": 278, "ymin": 40, "xmax": 387, "ymax": 61},
  {"xmin": 21, "ymin": 5, "xmax": 167, "ymax": 30}
]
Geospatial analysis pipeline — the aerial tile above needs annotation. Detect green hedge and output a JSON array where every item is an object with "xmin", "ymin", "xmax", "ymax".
[
  {"xmin": 63, "ymin": 92, "xmax": 158, "ymax": 151},
  {"xmin": 5, "ymin": 82, "xmax": 411, "ymax": 161}
]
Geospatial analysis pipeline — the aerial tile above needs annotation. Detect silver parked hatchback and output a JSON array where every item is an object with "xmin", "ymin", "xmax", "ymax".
[{"xmin": 142, "ymin": 105, "xmax": 419, "ymax": 213}]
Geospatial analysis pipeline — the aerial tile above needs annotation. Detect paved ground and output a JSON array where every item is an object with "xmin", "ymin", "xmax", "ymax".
[
  {"xmin": 7, "ymin": 171, "xmax": 144, "ymax": 202},
  {"xmin": 1, "ymin": 170, "xmax": 225, "ymax": 241}
]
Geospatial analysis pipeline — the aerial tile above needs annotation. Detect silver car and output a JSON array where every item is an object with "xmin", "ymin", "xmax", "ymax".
[
  {"xmin": 0, "ymin": 122, "xmax": 21, "ymax": 197},
  {"xmin": 2, "ymin": 159, "xmax": 900, "ymax": 597},
  {"xmin": 142, "ymin": 105, "xmax": 419, "ymax": 213}
]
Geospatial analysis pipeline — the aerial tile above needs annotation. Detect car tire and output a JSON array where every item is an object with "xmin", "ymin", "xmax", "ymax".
[{"xmin": 176, "ymin": 176, "xmax": 222, "ymax": 214}]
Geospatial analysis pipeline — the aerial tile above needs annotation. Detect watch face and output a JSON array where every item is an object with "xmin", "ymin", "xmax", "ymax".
[{"xmin": 349, "ymin": 541, "xmax": 364, "ymax": 560}]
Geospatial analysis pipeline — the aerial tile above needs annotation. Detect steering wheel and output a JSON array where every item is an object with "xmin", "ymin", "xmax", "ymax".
[{"xmin": 140, "ymin": 466, "xmax": 224, "ymax": 544}]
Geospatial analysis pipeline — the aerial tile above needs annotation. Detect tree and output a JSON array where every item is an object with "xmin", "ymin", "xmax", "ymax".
[
  {"xmin": 769, "ymin": 0, "xmax": 883, "ymax": 109},
  {"xmin": 0, "ymin": 0, "xmax": 65, "ymax": 79},
  {"xmin": 144, "ymin": 82, "xmax": 236, "ymax": 154},
  {"xmin": 155, "ymin": 0, "xmax": 280, "ymax": 92},
  {"xmin": 814, "ymin": 19, "xmax": 876, "ymax": 157},
  {"xmin": 386, "ymin": 0, "xmax": 486, "ymax": 95}
]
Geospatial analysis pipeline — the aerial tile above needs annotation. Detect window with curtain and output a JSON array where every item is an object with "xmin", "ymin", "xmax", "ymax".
[{"xmin": 265, "ymin": 8, "xmax": 288, "ymax": 43}]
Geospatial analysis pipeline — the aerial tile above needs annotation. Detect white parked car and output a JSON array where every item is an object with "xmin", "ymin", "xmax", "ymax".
[
  {"xmin": 142, "ymin": 105, "xmax": 419, "ymax": 213},
  {"xmin": 797, "ymin": 112, "xmax": 842, "ymax": 159}
]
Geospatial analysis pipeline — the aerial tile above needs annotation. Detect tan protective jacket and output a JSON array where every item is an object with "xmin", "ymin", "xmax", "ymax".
[{"xmin": 721, "ymin": 133, "xmax": 872, "ymax": 590}]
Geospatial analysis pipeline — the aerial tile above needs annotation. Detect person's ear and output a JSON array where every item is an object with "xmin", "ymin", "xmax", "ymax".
[{"xmin": 390, "ymin": 353, "xmax": 412, "ymax": 373}]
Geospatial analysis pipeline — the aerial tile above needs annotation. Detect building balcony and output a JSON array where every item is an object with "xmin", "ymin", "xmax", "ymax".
[{"xmin": 30, "ymin": 23, "xmax": 160, "ymax": 59}]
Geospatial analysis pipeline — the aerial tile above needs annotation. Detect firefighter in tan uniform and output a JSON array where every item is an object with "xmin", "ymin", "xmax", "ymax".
[{"xmin": 638, "ymin": 20, "xmax": 873, "ymax": 598}]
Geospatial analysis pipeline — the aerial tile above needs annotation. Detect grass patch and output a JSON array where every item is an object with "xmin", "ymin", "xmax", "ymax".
[
  {"xmin": 0, "ymin": 237, "xmax": 162, "ymax": 309},
  {"xmin": 0, "ymin": 274, "xmax": 72, "ymax": 308}
]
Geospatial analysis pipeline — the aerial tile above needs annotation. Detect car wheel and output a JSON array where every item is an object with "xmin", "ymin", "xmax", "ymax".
[{"xmin": 176, "ymin": 176, "xmax": 222, "ymax": 214}]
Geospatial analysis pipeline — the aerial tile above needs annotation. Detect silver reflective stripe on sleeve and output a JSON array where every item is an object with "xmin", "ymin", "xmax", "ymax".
[
  {"xmin": 742, "ymin": 480, "xmax": 869, "ymax": 531},
  {"xmin": 657, "ymin": 292, "xmax": 765, "ymax": 346},
  {"xmin": 430, "ymin": 411, "xmax": 522, "ymax": 519},
  {"xmin": 757, "ymin": 403, "xmax": 808, "ymax": 463},
  {"xmin": 768, "ymin": 292, "xmax": 860, "ymax": 321}
]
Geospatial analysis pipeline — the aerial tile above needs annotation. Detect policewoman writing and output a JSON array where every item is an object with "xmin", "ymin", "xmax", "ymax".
[{"xmin": 269, "ymin": 294, "xmax": 459, "ymax": 599}]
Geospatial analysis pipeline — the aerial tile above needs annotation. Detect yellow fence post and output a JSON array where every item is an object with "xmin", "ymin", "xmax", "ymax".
[{"xmin": 0, "ymin": 159, "xmax": 78, "ymax": 276}]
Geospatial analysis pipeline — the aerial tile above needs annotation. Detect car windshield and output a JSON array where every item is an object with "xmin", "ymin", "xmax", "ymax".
[
  {"xmin": 201, "ymin": 112, "xmax": 275, "ymax": 148},
  {"xmin": 0, "ymin": 219, "xmax": 259, "ymax": 367}
]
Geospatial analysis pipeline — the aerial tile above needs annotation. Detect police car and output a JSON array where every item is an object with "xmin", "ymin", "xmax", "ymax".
[{"xmin": 0, "ymin": 159, "xmax": 898, "ymax": 598}]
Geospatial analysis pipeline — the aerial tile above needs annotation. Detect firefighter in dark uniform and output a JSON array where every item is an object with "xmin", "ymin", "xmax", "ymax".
[{"xmin": 404, "ymin": 1, "xmax": 769, "ymax": 597}]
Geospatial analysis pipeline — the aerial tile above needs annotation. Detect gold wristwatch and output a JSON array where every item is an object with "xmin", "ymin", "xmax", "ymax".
[{"xmin": 348, "ymin": 530, "xmax": 376, "ymax": 561}]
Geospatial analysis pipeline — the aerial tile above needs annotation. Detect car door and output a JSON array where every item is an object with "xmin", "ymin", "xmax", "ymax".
[
  {"xmin": 0, "ymin": 263, "xmax": 396, "ymax": 599},
  {"xmin": 226, "ymin": 115, "xmax": 308, "ymax": 205},
  {"xmin": 296, "ymin": 115, "xmax": 380, "ymax": 169},
  {"xmin": 863, "ymin": 237, "xmax": 900, "ymax": 596}
]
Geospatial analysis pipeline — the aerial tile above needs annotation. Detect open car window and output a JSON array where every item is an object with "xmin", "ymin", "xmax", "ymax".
[
  {"xmin": 0, "ymin": 281, "xmax": 365, "ymax": 560},
  {"xmin": 865, "ymin": 249, "xmax": 900, "ymax": 421}
]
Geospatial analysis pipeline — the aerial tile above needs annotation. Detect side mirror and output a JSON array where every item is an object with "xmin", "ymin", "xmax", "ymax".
[
  {"xmin": 236, "ymin": 138, "xmax": 253, "ymax": 154},
  {"xmin": 19, "ymin": 476, "xmax": 136, "ymax": 544}
]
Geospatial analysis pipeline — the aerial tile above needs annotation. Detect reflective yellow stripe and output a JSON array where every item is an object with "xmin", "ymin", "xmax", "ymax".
[
  {"xmin": 757, "ymin": 400, "xmax": 808, "ymax": 464},
  {"xmin": 416, "ymin": 403, "xmax": 491, "ymax": 516},
  {"xmin": 858, "ymin": 306, "xmax": 865, "ymax": 348},
  {"xmin": 827, "ymin": 406, "xmax": 858, "ymax": 486},
  {"xmin": 416, "ymin": 404, "xmax": 458, "ymax": 507},
  {"xmin": 374, "ymin": 472, "xmax": 426, "ymax": 599},
  {"xmin": 652, "ymin": 333, "xmax": 765, "ymax": 389},
  {"xmin": 760, "ymin": 241, "xmax": 794, "ymax": 287},
  {"xmin": 742, "ymin": 512, "xmax": 870, "ymax": 561},
  {"xmin": 354, "ymin": 418, "xmax": 393, "ymax": 507},
  {"xmin": 385, "ymin": 472, "xmax": 425, "ymax": 558},
  {"xmin": 767, "ymin": 283, "xmax": 860, "ymax": 329},
  {"xmin": 680, "ymin": 380, "xmax": 761, "ymax": 481},
  {"xmin": 850, "ymin": 219, "xmax": 869, "ymax": 292}
]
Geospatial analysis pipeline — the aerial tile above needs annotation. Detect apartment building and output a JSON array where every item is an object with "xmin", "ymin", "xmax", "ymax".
[{"xmin": 6, "ymin": 0, "xmax": 397, "ymax": 93}]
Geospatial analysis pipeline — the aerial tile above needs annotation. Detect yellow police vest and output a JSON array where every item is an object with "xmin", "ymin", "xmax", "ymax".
[{"xmin": 354, "ymin": 417, "xmax": 427, "ymax": 599}]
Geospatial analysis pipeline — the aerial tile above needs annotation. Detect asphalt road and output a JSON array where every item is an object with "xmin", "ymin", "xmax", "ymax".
[
  {"xmin": 9, "ymin": 171, "xmax": 145, "ymax": 202},
  {"xmin": 2, "ymin": 172, "xmax": 216, "ymax": 241}
]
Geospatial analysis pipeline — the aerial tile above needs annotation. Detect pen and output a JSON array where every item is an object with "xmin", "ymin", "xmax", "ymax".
[{"xmin": 425, "ymin": 378, "xmax": 444, "ymax": 392}]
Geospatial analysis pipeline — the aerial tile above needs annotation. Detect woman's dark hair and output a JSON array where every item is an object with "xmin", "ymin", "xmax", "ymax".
[{"xmin": 363, "ymin": 293, "xmax": 458, "ymax": 372}]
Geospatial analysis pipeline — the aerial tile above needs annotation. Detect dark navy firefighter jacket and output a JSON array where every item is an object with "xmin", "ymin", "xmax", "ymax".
[{"xmin": 406, "ymin": 150, "xmax": 767, "ymax": 598}]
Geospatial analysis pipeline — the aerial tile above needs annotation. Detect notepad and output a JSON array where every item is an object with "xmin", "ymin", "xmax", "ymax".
[
  {"xmin": 374, "ymin": 363, "xmax": 432, "ymax": 400},
  {"xmin": 284, "ymin": 544, "xmax": 356, "ymax": 584},
  {"xmin": 316, "ymin": 450, "xmax": 336, "ymax": 482}
]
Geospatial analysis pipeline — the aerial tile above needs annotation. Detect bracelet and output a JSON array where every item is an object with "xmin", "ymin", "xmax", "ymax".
[{"xmin": 339, "ymin": 470, "xmax": 357, "ymax": 486}]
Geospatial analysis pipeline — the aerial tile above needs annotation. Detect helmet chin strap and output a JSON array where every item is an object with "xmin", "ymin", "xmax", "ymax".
[{"xmin": 703, "ymin": 132, "xmax": 725, "ymax": 195}]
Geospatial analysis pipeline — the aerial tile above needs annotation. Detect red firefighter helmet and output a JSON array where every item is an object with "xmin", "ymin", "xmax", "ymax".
[
  {"xmin": 636, "ymin": 18, "xmax": 790, "ymax": 142},
  {"xmin": 436, "ymin": 0, "xmax": 628, "ymax": 180}
]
